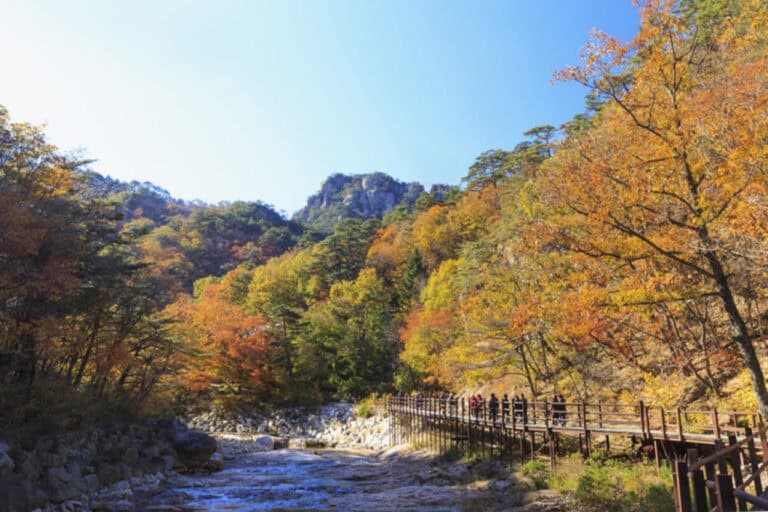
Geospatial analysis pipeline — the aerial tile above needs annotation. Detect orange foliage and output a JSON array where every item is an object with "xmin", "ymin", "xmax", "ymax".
[{"xmin": 167, "ymin": 282, "xmax": 275, "ymax": 403}]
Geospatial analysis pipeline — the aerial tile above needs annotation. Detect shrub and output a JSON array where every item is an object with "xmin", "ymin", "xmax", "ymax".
[
  {"xmin": 550, "ymin": 456, "xmax": 674, "ymax": 512},
  {"xmin": 521, "ymin": 459, "xmax": 550, "ymax": 489}
]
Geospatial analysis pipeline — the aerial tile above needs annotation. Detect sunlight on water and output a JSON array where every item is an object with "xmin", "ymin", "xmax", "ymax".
[{"xmin": 149, "ymin": 449, "xmax": 395, "ymax": 512}]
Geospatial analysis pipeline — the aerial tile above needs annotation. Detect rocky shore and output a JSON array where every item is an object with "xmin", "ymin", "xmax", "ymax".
[
  {"xmin": 0, "ymin": 421, "xmax": 216, "ymax": 512},
  {"xmin": 0, "ymin": 403, "xmax": 570, "ymax": 512},
  {"xmin": 185, "ymin": 402, "xmax": 390, "ymax": 450}
]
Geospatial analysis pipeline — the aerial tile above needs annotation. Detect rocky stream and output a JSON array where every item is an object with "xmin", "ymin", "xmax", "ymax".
[{"xmin": 0, "ymin": 404, "xmax": 567, "ymax": 512}]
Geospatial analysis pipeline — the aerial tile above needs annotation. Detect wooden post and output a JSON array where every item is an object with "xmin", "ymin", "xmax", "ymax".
[
  {"xmin": 581, "ymin": 403, "xmax": 590, "ymax": 457},
  {"xmin": 549, "ymin": 431, "xmax": 556, "ymax": 469},
  {"xmin": 704, "ymin": 446, "xmax": 718, "ymax": 509},
  {"xmin": 759, "ymin": 420, "xmax": 768, "ymax": 466},
  {"xmin": 687, "ymin": 449, "xmax": 708, "ymax": 512},
  {"xmin": 727, "ymin": 434, "xmax": 746, "ymax": 510},
  {"xmin": 746, "ymin": 426, "xmax": 763, "ymax": 495},
  {"xmin": 598, "ymin": 403, "xmax": 603, "ymax": 429},
  {"xmin": 529, "ymin": 430, "xmax": 535, "ymax": 461},
  {"xmin": 715, "ymin": 473, "xmax": 736, "ymax": 512},
  {"xmin": 639, "ymin": 400, "xmax": 646, "ymax": 439},
  {"xmin": 711, "ymin": 408, "xmax": 721, "ymax": 440},
  {"xmin": 645, "ymin": 406, "xmax": 652, "ymax": 437},
  {"xmin": 676, "ymin": 407, "xmax": 684, "ymax": 442},
  {"xmin": 673, "ymin": 460, "xmax": 693, "ymax": 512},
  {"xmin": 660, "ymin": 407, "xmax": 668, "ymax": 440}
]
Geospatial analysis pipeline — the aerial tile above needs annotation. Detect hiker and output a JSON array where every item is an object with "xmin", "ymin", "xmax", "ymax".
[
  {"xmin": 513, "ymin": 395, "xmax": 522, "ymax": 423},
  {"xmin": 477, "ymin": 394, "xmax": 485, "ymax": 421},
  {"xmin": 521, "ymin": 395, "xmax": 528, "ymax": 425},
  {"xmin": 501, "ymin": 393, "xmax": 510, "ymax": 423},
  {"xmin": 558, "ymin": 394, "xmax": 567, "ymax": 425},
  {"xmin": 488, "ymin": 393, "xmax": 499, "ymax": 424},
  {"xmin": 469, "ymin": 394, "xmax": 477, "ymax": 419},
  {"xmin": 551, "ymin": 394, "xmax": 561, "ymax": 425}
]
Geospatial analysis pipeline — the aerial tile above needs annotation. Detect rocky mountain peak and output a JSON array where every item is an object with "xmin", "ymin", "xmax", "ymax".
[{"xmin": 294, "ymin": 172, "xmax": 428, "ymax": 233}]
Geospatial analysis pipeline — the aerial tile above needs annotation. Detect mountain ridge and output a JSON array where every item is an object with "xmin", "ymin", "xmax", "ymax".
[{"xmin": 293, "ymin": 172, "xmax": 452, "ymax": 233}]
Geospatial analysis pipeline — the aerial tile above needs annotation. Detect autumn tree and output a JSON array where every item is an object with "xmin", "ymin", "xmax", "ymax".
[
  {"xmin": 548, "ymin": 0, "xmax": 768, "ymax": 414},
  {"xmin": 168, "ymin": 280, "xmax": 275, "ymax": 407},
  {"xmin": 299, "ymin": 268, "xmax": 397, "ymax": 399}
]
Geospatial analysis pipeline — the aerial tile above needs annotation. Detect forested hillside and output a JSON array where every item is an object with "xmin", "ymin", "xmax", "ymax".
[{"xmin": 2, "ymin": 0, "xmax": 767, "ymax": 434}]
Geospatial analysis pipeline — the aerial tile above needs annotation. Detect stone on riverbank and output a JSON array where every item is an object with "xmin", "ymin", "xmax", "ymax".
[
  {"xmin": 186, "ymin": 402, "xmax": 390, "ymax": 450},
  {"xmin": 160, "ymin": 420, "xmax": 217, "ymax": 470},
  {"xmin": 0, "ymin": 420, "xmax": 215, "ymax": 511}
]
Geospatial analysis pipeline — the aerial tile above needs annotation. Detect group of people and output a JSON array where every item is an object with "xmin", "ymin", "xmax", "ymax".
[
  {"xmin": 468, "ymin": 393, "xmax": 534, "ymax": 424},
  {"xmin": 402, "ymin": 391, "xmax": 568, "ymax": 426},
  {"xmin": 551, "ymin": 394, "xmax": 567, "ymax": 426}
]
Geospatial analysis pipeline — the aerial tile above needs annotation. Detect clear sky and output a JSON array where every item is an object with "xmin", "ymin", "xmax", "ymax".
[{"xmin": 1, "ymin": 1, "xmax": 639, "ymax": 215}]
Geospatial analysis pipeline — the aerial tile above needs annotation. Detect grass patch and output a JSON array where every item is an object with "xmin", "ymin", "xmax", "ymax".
[
  {"xmin": 546, "ymin": 454, "xmax": 675, "ymax": 512},
  {"xmin": 520, "ymin": 459, "xmax": 550, "ymax": 489},
  {"xmin": 354, "ymin": 393, "xmax": 385, "ymax": 419}
]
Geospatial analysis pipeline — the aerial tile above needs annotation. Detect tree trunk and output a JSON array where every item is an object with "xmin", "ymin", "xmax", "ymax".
[{"xmin": 705, "ymin": 250, "xmax": 768, "ymax": 417}]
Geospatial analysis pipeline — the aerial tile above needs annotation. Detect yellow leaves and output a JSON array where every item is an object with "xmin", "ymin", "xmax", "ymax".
[
  {"xmin": 366, "ymin": 225, "xmax": 405, "ymax": 269},
  {"xmin": 420, "ymin": 258, "xmax": 464, "ymax": 314}
]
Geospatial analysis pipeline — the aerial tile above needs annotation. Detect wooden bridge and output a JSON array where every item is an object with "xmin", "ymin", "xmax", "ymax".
[{"xmin": 386, "ymin": 395, "xmax": 768, "ymax": 511}]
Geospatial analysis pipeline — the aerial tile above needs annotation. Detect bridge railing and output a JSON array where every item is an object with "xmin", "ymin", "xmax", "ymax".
[
  {"xmin": 387, "ymin": 395, "xmax": 757, "ymax": 444},
  {"xmin": 674, "ymin": 424, "xmax": 768, "ymax": 512}
]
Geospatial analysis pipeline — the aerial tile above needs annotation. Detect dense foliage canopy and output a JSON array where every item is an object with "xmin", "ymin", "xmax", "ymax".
[{"xmin": 2, "ymin": 0, "xmax": 767, "ymax": 431}]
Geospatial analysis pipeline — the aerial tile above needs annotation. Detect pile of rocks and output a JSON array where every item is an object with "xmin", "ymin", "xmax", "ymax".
[
  {"xmin": 187, "ymin": 402, "xmax": 391, "ymax": 450},
  {"xmin": 0, "ymin": 421, "xmax": 216, "ymax": 512}
]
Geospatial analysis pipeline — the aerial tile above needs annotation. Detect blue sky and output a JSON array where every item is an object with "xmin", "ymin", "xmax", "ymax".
[{"xmin": 1, "ymin": 1, "xmax": 639, "ymax": 215}]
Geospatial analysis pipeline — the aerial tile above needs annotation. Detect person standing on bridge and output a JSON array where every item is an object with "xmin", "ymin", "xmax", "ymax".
[
  {"xmin": 488, "ymin": 393, "xmax": 499, "ymax": 424},
  {"xmin": 557, "ymin": 394, "xmax": 567, "ymax": 426},
  {"xmin": 551, "ymin": 394, "xmax": 561, "ymax": 425},
  {"xmin": 521, "ymin": 395, "xmax": 528, "ymax": 425},
  {"xmin": 501, "ymin": 393, "xmax": 510, "ymax": 424},
  {"xmin": 513, "ymin": 395, "xmax": 522, "ymax": 423}
]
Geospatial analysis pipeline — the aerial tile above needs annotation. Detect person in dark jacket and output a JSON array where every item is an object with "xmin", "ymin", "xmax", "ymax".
[
  {"xmin": 551, "ymin": 394, "xmax": 561, "ymax": 425},
  {"xmin": 488, "ymin": 393, "xmax": 499, "ymax": 424},
  {"xmin": 521, "ymin": 395, "xmax": 528, "ymax": 425},
  {"xmin": 558, "ymin": 394, "xmax": 567, "ymax": 425},
  {"xmin": 501, "ymin": 393, "xmax": 510, "ymax": 423}
]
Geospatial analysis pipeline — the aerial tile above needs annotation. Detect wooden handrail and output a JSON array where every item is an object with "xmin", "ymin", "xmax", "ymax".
[
  {"xmin": 688, "ymin": 437, "xmax": 751, "ymax": 473},
  {"xmin": 734, "ymin": 488, "xmax": 768, "ymax": 509},
  {"xmin": 737, "ymin": 461, "xmax": 765, "ymax": 490}
]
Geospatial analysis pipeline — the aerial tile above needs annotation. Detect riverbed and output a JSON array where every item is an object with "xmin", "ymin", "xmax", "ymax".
[{"xmin": 136, "ymin": 445, "xmax": 566, "ymax": 511}]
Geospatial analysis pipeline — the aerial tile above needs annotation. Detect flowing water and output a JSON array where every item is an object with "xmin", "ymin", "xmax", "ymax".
[{"xmin": 143, "ymin": 448, "xmax": 481, "ymax": 512}]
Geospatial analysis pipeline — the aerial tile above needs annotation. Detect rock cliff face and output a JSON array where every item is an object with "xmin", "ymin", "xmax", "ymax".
[{"xmin": 294, "ymin": 173, "xmax": 427, "ymax": 233}]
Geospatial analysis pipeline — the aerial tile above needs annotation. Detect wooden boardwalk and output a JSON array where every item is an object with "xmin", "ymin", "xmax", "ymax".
[{"xmin": 386, "ymin": 395, "xmax": 768, "ymax": 511}]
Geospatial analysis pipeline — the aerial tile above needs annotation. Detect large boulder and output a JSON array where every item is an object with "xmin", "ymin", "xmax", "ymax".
[
  {"xmin": 0, "ymin": 443, "xmax": 12, "ymax": 480},
  {"xmin": 45, "ymin": 466, "xmax": 86, "ymax": 502},
  {"xmin": 253, "ymin": 436, "xmax": 274, "ymax": 452},
  {"xmin": 160, "ymin": 421, "xmax": 216, "ymax": 469},
  {"xmin": 205, "ymin": 452, "xmax": 224, "ymax": 472},
  {"xmin": 0, "ymin": 474, "xmax": 49, "ymax": 512}
]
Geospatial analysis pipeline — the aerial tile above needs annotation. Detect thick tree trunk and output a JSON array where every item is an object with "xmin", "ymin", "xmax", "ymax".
[{"xmin": 705, "ymin": 251, "xmax": 768, "ymax": 418}]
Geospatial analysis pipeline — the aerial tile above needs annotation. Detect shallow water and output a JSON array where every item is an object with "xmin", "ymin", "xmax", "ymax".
[{"xmin": 147, "ymin": 449, "xmax": 460, "ymax": 512}]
